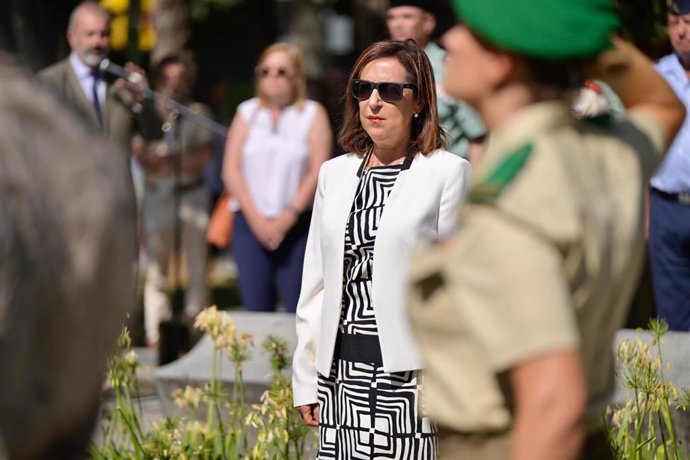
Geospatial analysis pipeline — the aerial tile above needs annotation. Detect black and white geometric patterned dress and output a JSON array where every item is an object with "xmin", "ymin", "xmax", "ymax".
[{"xmin": 317, "ymin": 162, "xmax": 438, "ymax": 459}]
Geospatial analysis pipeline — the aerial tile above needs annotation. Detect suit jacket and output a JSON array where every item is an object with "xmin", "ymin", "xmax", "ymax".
[
  {"xmin": 292, "ymin": 149, "xmax": 472, "ymax": 406},
  {"xmin": 37, "ymin": 57, "xmax": 162, "ymax": 153}
]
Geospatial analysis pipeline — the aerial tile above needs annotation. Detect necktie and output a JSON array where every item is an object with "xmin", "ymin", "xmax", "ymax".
[{"xmin": 91, "ymin": 69, "xmax": 103, "ymax": 128}]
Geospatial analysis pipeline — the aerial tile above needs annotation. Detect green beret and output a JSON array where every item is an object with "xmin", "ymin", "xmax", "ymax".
[{"xmin": 450, "ymin": 0, "xmax": 620, "ymax": 59}]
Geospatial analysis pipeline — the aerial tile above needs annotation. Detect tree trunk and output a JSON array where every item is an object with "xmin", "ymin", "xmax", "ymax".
[
  {"xmin": 151, "ymin": 0, "xmax": 191, "ymax": 66},
  {"xmin": 289, "ymin": 0, "xmax": 324, "ymax": 81},
  {"xmin": 0, "ymin": 0, "xmax": 72, "ymax": 72},
  {"xmin": 353, "ymin": 0, "xmax": 387, "ymax": 52}
]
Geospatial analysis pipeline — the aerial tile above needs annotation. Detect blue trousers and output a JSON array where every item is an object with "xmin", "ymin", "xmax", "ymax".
[
  {"xmin": 649, "ymin": 189, "xmax": 690, "ymax": 331},
  {"xmin": 232, "ymin": 212, "xmax": 310, "ymax": 312}
]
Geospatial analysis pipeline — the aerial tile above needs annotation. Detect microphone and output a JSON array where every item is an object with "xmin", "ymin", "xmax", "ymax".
[
  {"xmin": 99, "ymin": 58, "xmax": 228, "ymax": 137},
  {"xmin": 99, "ymin": 58, "xmax": 145, "ymax": 84}
]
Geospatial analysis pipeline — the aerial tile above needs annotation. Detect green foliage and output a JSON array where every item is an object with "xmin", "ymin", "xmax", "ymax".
[
  {"xmin": 606, "ymin": 319, "xmax": 690, "ymax": 460},
  {"xmin": 188, "ymin": 0, "xmax": 337, "ymax": 22},
  {"xmin": 615, "ymin": 0, "xmax": 670, "ymax": 58},
  {"xmin": 244, "ymin": 337, "xmax": 313, "ymax": 459},
  {"xmin": 90, "ymin": 307, "xmax": 316, "ymax": 459},
  {"xmin": 189, "ymin": 0, "xmax": 244, "ymax": 22}
]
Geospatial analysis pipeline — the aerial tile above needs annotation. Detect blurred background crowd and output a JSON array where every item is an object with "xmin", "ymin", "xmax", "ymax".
[
  {"xmin": 1, "ymin": 0, "xmax": 675, "ymax": 350},
  {"xmin": 2, "ymin": 0, "xmax": 690, "ymax": 458}
]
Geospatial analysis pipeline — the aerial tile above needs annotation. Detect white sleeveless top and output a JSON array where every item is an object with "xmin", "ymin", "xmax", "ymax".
[{"xmin": 231, "ymin": 97, "xmax": 317, "ymax": 218}]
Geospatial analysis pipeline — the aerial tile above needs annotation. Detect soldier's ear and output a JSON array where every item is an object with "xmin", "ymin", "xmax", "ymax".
[{"xmin": 485, "ymin": 51, "xmax": 516, "ymax": 88}]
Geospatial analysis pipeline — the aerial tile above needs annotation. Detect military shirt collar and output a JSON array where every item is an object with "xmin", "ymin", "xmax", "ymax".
[{"xmin": 477, "ymin": 100, "xmax": 573, "ymax": 177}]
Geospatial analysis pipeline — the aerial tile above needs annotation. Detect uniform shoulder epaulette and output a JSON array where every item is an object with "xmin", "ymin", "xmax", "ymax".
[
  {"xmin": 468, "ymin": 142, "xmax": 533, "ymax": 205},
  {"xmin": 581, "ymin": 113, "xmax": 612, "ymax": 128}
]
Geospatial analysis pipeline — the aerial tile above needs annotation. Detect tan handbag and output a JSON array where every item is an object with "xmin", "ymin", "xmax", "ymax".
[{"xmin": 206, "ymin": 191, "xmax": 233, "ymax": 248}]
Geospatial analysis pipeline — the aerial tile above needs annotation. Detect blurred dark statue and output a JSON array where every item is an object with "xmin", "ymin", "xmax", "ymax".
[{"xmin": 0, "ymin": 53, "xmax": 137, "ymax": 459}]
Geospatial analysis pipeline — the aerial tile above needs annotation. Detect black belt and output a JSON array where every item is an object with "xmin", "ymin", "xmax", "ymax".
[
  {"xmin": 652, "ymin": 188, "xmax": 690, "ymax": 206},
  {"xmin": 437, "ymin": 426, "xmax": 509, "ymax": 442},
  {"xmin": 334, "ymin": 332, "xmax": 383, "ymax": 366},
  {"xmin": 437, "ymin": 426, "xmax": 612, "ymax": 459}
]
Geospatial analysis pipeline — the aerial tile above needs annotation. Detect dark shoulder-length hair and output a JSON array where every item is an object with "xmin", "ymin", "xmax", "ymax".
[{"xmin": 338, "ymin": 39, "xmax": 445, "ymax": 156}]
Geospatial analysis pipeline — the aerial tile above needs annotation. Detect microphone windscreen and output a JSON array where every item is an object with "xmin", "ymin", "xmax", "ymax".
[
  {"xmin": 99, "ymin": 58, "xmax": 112, "ymax": 73},
  {"xmin": 99, "ymin": 59, "xmax": 143, "ymax": 84}
]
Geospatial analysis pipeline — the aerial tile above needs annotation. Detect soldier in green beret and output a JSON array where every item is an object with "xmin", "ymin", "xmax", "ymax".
[{"xmin": 407, "ymin": 1, "xmax": 686, "ymax": 459}]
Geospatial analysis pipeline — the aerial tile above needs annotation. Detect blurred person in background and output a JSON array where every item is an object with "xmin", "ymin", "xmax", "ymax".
[
  {"xmin": 648, "ymin": 0, "xmax": 690, "ymax": 332},
  {"xmin": 386, "ymin": 0, "xmax": 486, "ymax": 162},
  {"xmin": 222, "ymin": 43, "xmax": 332, "ymax": 313},
  {"xmin": 407, "ymin": 0, "xmax": 685, "ymax": 459},
  {"xmin": 37, "ymin": 1, "xmax": 162, "ymax": 159},
  {"xmin": 293, "ymin": 39, "xmax": 471, "ymax": 458},
  {"xmin": 134, "ymin": 54, "xmax": 215, "ymax": 348}
]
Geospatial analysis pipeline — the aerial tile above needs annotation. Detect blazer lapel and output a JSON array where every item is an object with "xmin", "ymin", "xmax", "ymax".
[
  {"xmin": 65, "ymin": 61, "xmax": 101, "ymax": 130},
  {"xmin": 377, "ymin": 151, "xmax": 419, "ymax": 233},
  {"xmin": 330, "ymin": 154, "xmax": 362, "ymax": 237},
  {"xmin": 322, "ymin": 154, "xmax": 363, "ymax": 302},
  {"xmin": 104, "ymin": 84, "xmax": 119, "ymax": 136}
]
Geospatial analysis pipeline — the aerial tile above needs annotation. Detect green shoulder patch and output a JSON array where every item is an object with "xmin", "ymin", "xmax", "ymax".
[{"xmin": 468, "ymin": 142, "xmax": 533, "ymax": 204}]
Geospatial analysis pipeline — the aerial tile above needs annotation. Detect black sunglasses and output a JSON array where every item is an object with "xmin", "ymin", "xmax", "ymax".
[
  {"xmin": 256, "ymin": 66, "xmax": 291, "ymax": 79},
  {"xmin": 352, "ymin": 79, "xmax": 416, "ymax": 103}
]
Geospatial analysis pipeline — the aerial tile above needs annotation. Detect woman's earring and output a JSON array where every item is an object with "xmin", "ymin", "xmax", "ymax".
[{"xmin": 414, "ymin": 112, "xmax": 419, "ymax": 118}]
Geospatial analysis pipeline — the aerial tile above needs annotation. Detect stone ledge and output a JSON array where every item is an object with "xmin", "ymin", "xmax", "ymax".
[{"xmin": 154, "ymin": 311, "xmax": 297, "ymax": 414}]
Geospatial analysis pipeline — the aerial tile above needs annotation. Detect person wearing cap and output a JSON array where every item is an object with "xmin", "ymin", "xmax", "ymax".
[
  {"xmin": 406, "ymin": 0, "xmax": 685, "ymax": 459},
  {"xmin": 386, "ymin": 0, "xmax": 486, "ymax": 161},
  {"xmin": 648, "ymin": 0, "xmax": 690, "ymax": 332}
]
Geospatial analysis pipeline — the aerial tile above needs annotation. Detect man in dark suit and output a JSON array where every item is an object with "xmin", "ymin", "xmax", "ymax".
[{"xmin": 38, "ymin": 0, "xmax": 161, "ymax": 154}]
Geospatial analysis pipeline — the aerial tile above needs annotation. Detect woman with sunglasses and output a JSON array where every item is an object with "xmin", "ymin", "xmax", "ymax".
[
  {"xmin": 292, "ymin": 39, "xmax": 471, "ymax": 458},
  {"xmin": 222, "ymin": 43, "xmax": 332, "ymax": 313}
]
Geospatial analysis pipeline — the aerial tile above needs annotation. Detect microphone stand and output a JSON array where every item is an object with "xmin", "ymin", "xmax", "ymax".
[
  {"xmin": 100, "ymin": 59, "xmax": 228, "ymax": 137},
  {"xmin": 164, "ymin": 111, "xmax": 184, "ymax": 314},
  {"xmin": 158, "ymin": 109, "xmax": 194, "ymax": 365},
  {"xmin": 152, "ymin": 92, "xmax": 228, "ymax": 138},
  {"xmin": 102, "ymin": 60, "xmax": 220, "ymax": 360}
]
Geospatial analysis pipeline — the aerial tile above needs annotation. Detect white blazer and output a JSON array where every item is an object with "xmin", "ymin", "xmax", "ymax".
[{"xmin": 292, "ymin": 149, "xmax": 471, "ymax": 406}]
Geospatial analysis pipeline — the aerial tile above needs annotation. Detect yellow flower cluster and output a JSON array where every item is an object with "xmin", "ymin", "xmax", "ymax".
[
  {"xmin": 606, "ymin": 321, "xmax": 690, "ymax": 459},
  {"xmin": 123, "ymin": 349, "xmax": 138, "ymax": 367},
  {"xmin": 616, "ymin": 338, "xmax": 665, "ymax": 394},
  {"xmin": 94, "ymin": 316, "xmax": 315, "ymax": 458},
  {"xmin": 193, "ymin": 305, "xmax": 237, "ymax": 349},
  {"xmin": 608, "ymin": 400, "xmax": 638, "ymax": 429},
  {"xmin": 172, "ymin": 385, "xmax": 206, "ymax": 410},
  {"xmin": 616, "ymin": 338, "xmax": 661, "ymax": 375},
  {"xmin": 106, "ymin": 328, "xmax": 138, "ymax": 389}
]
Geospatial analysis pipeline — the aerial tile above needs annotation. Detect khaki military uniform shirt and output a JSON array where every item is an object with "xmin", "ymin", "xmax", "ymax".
[{"xmin": 408, "ymin": 101, "xmax": 664, "ymax": 435}]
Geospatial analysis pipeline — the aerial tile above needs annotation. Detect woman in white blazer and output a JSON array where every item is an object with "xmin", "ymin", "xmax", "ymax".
[{"xmin": 292, "ymin": 40, "xmax": 472, "ymax": 459}]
